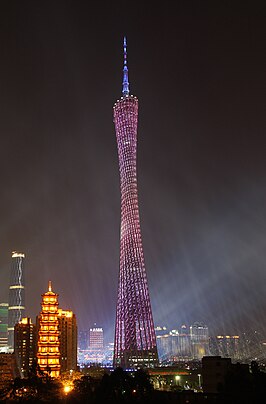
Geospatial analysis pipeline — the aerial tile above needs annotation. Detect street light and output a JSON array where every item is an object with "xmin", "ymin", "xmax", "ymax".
[
  {"xmin": 198, "ymin": 374, "xmax": 201, "ymax": 389},
  {"xmin": 175, "ymin": 375, "xmax": 180, "ymax": 386},
  {"xmin": 63, "ymin": 382, "xmax": 74, "ymax": 395},
  {"xmin": 64, "ymin": 386, "xmax": 71, "ymax": 394}
]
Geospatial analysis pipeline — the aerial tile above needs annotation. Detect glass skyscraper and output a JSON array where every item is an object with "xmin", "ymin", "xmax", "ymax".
[{"xmin": 7, "ymin": 251, "xmax": 25, "ymax": 351}]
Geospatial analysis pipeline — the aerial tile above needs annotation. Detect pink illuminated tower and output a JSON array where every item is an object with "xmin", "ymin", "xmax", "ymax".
[{"xmin": 113, "ymin": 37, "xmax": 159, "ymax": 369}]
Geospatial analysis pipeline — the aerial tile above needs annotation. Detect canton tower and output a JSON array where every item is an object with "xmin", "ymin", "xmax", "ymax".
[{"xmin": 113, "ymin": 37, "xmax": 158, "ymax": 369}]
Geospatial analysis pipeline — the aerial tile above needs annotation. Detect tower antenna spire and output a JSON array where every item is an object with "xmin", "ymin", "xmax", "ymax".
[{"xmin": 122, "ymin": 36, "xmax": 130, "ymax": 96}]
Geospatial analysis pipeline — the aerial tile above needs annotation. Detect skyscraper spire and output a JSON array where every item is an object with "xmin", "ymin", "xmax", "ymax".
[{"xmin": 122, "ymin": 36, "xmax": 130, "ymax": 96}]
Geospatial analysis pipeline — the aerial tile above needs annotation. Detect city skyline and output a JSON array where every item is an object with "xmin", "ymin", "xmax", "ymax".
[{"xmin": 0, "ymin": 2, "xmax": 265, "ymax": 344}]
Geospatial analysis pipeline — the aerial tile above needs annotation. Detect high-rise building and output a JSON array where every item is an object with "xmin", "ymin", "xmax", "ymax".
[
  {"xmin": 155, "ymin": 325, "xmax": 193, "ymax": 363},
  {"xmin": 0, "ymin": 303, "xmax": 8, "ymax": 350},
  {"xmin": 155, "ymin": 326, "xmax": 171, "ymax": 362},
  {"xmin": 14, "ymin": 317, "xmax": 37, "ymax": 378},
  {"xmin": 78, "ymin": 330, "xmax": 89, "ymax": 351},
  {"xmin": 89, "ymin": 326, "xmax": 104, "ymax": 350},
  {"xmin": 113, "ymin": 37, "xmax": 158, "ymax": 369},
  {"xmin": 0, "ymin": 353, "xmax": 17, "ymax": 390},
  {"xmin": 37, "ymin": 281, "xmax": 60, "ymax": 377},
  {"xmin": 169, "ymin": 326, "xmax": 192, "ymax": 361},
  {"xmin": 156, "ymin": 334, "xmax": 171, "ymax": 363},
  {"xmin": 176, "ymin": 325, "xmax": 192, "ymax": 359},
  {"xmin": 58, "ymin": 309, "xmax": 77, "ymax": 373},
  {"xmin": 190, "ymin": 322, "xmax": 210, "ymax": 360},
  {"xmin": 210, "ymin": 335, "xmax": 241, "ymax": 361},
  {"xmin": 8, "ymin": 252, "xmax": 25, "ymax": 351}
]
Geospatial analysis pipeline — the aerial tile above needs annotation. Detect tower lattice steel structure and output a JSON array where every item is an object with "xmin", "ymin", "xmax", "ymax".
[{"xmin": 113, "ymin": 37, "xmax": 158, "ymax": 369}]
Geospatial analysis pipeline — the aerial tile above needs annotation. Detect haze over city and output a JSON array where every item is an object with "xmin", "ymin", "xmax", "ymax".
[{"xmin": 0, "ymin": 0, "xmax": 265, "ymax": 344}]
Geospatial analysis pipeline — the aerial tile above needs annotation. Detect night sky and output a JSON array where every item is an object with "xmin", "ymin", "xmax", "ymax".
[{"xmin": 0, "ymin": 1, "xmax": 265, "ymax": 343}]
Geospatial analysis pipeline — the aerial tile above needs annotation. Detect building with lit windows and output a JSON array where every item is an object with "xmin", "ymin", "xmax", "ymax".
[
  {"xmin": 155, "ymin": 324, "xmax": 210, "ymax": 362},
  {"xmin": 210, "ymin": 335, "xmax": 241, "ymax": 361},
  {"xmin": 177, "ymin": 325, "xmax": 192, "ymax": 359},
  {"xmin": 170, "ymin": 329, "xmax": 192, "ymax": 361},
  {"xmin": 78, "ymin": 330, "xmax": 89, "ymax": 351},
  {"xmin": 89, "ymin": 326, "xmax": 104, "ymax": 350},
  {"xmin": 156, "ymin": 334, "xmax": 171, "ymax": 363},
  {"xmin": 8, "ymin": 252, "xmax": 25, "ymax": 351},
  {"xmin": 190, "ymin": 322, "xmax": 210, "ymax": 360},
  {"xmin": 155, "ymin": 326, "xmax": 171, "ymax": 362},
  {"xmin": 0, "ymin": 353, "xmax": 17, "ymax": 390},
  {"xmin": 0, "ymin": 303, "xmax": 8, "ymax": 350},
  {"xmin": 58, "ymin": 309, "xmax": 77, "ymax": 373},
  {"xmin": 113, "ymin": 37, "xmax": 158, "ymax": 369},
  {"xmin": 14, "ymin": 317, "xmax": 37, "ymax": 378},
  {"xmin": 37, "ymin": 281, "xmax": 60, "ymax": 377}
]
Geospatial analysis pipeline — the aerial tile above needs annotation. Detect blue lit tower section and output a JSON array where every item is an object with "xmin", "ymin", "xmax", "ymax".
[
  {"xmin": 8, "ymin": 251, "xmax": 25, "ymax": 351},
  {"xmin": 113, "ymin": 38, "xmax": 159, "ymax": 369}
]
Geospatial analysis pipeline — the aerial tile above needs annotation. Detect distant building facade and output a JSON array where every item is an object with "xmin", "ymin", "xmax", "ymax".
[
  {"xmin": 89, "ymin": 327, "xmax": 104, "ymax": 350},
  {"xmin": 210, "ymin": 335, "xmax": 241, "ymax": 361},
  {"xmin": 77, "ymin": 327, "xmax": 108, "ymax": 365},
  {"xmin": 78, "ymin": 330, "xmax": 89, "ymax": 351},
  {"xmin": 177, "ymin": 325, "xmax": 192, "ymax": 358},
  {"xmin": 14, "ymin": 317, "xmax": 37, "ymax": 378},
  {"xmin": 171, "ymin": 327, "xmax": 192, "ymax": 360},
  {"xmin": 8, "ymin": 252, "xmax": 25, "ymax": 351},
  {"xmin": 190, "ymin": 322, "xmax": 210, "ymax": 360},
  {"xmin": 58, "ymin": 309, "xmax": 77, "ymax": 373},
  {"xmin": 0, "ymin": 353, "xmax": 17, "ymax": 390},
  {"xmin": 0, "ymin": 303, "xmax": 8, "ymax": 350},
  {"xmin": 155, "ymin": 326, "xmax": 171, "ymax": 362},
  {"xmin": 155, "ymin": 323, "xmax": 210, "ymax": 363}
]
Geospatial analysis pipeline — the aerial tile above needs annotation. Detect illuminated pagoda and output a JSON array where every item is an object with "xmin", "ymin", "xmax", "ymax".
[
  {"xmin": 113, "ymin": 37, "xmax": 159, "ymax": 369},
  {"xmin": 37, "ymin": 281, "xmax": 60, "ymax": 377}
]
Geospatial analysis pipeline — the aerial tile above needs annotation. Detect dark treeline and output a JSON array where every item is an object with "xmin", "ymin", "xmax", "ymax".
[{"xmin": 1, "ymin": 361, "xmax": 266, "ymax": 403}]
